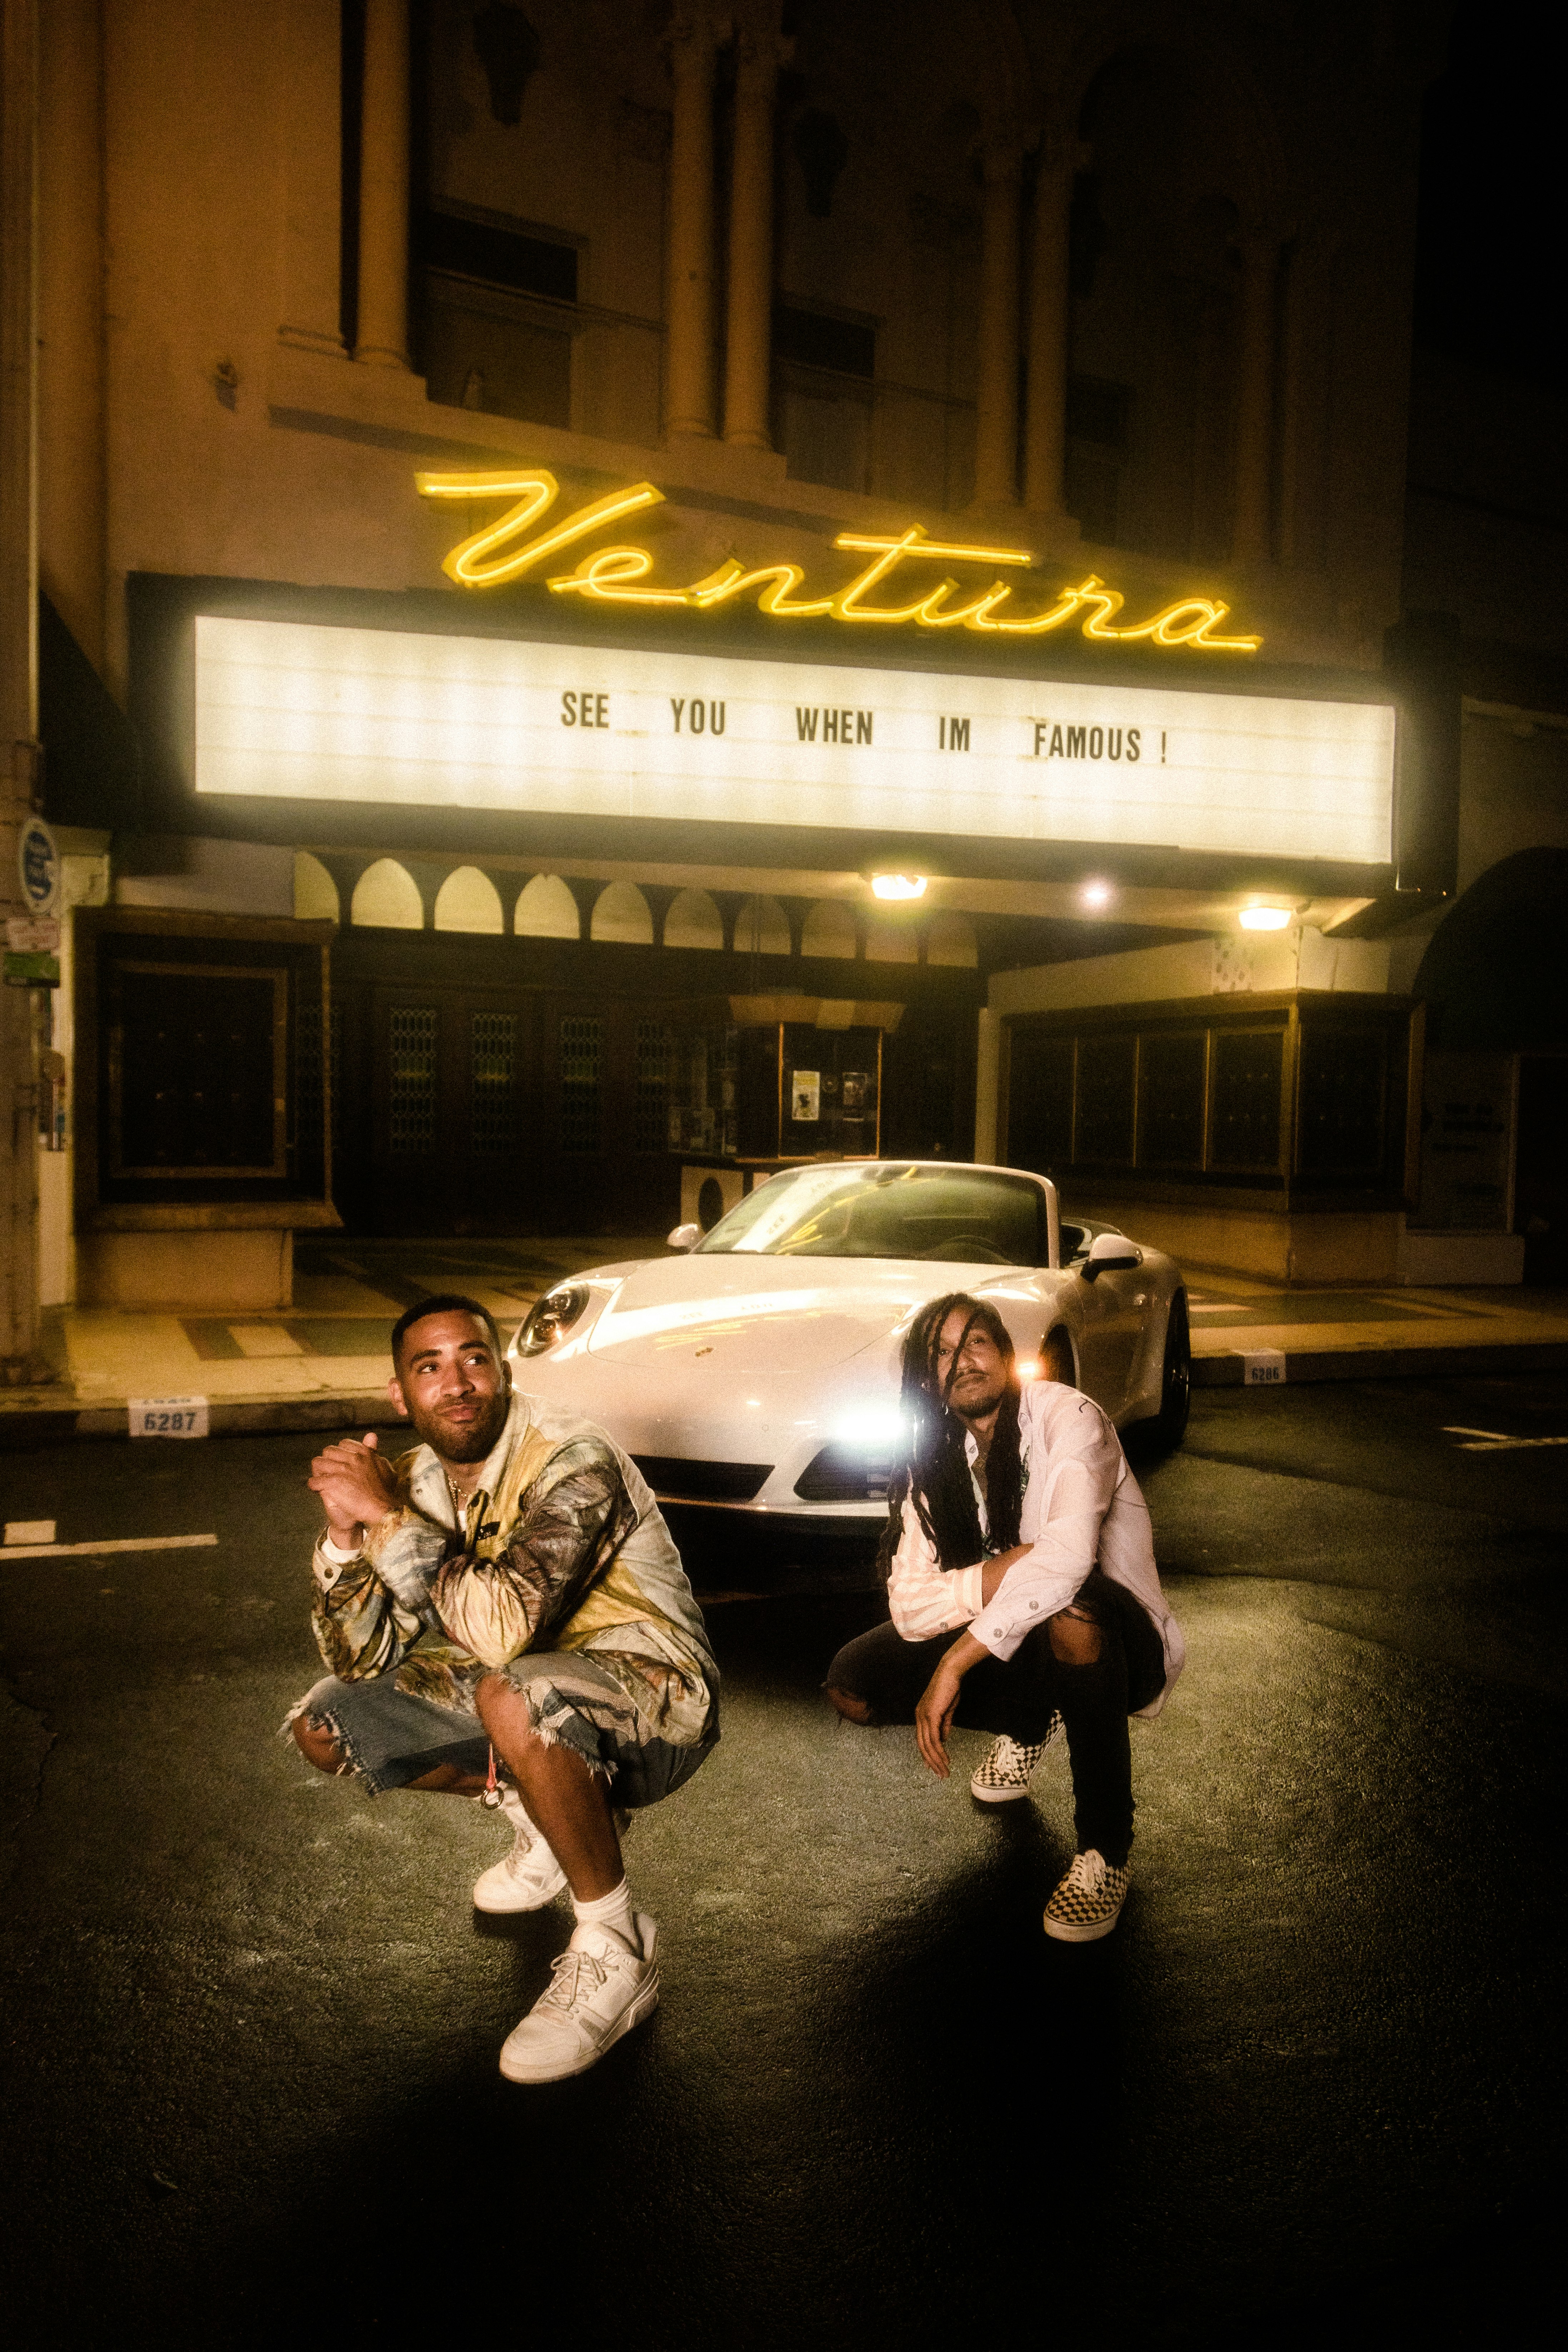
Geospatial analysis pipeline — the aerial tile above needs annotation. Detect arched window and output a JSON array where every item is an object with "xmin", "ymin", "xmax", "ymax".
[
  {"xmin": 865, "ymin": 916, "xmax": 918, "ymax": 964},
  {"xmin": 293, "ymin": 851, "xmax": 339, "ymax": 924},
  {"xmin": 591, "ymin": 881, "xmax": 654, "ymax": 944},
  {"xmin": 734, "ymin": 895, "xmax": 792, "ymax": 955},
  {"xmin": 514, "ymin": 874, "xmax": 580, "ymax": 939},
  {"xmin": 800, "ymin": 899, "xmax": 858, "ymax": 959},
  {"xmin": 664, "ymin": 888, "xmax": 724, "ymax": 949},
  {"xmin": 433, "ymin": 866, "xmax": 504, "ymax": 933},
  {"xmin": 351, "ymin": 858, "xmax": 423, "ymax": 929}
]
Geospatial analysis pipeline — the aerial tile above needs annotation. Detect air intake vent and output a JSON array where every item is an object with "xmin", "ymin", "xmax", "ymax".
[
  {"xmin": 793, "ymin": 1444, "xmax": 893, "ymax": 1504},
  {"xmin": 632, "ymin": 1456, "xmax": 772, "ymax": 1503}
]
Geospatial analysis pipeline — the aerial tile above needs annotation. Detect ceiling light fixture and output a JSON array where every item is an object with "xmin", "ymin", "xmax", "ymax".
[
  {"xmin": 871, "ymin": 873, "xmax": 927, "ymax": 901},
  {"xmin": 1238, "ymin": 904, "xmax": 1291, "ymax": 931}
]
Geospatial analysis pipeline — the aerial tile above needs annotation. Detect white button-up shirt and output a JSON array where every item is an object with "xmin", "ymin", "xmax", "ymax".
[{"xmin": 886, "ymin": 1380, "xmax": 1184, "ymax": 1717}]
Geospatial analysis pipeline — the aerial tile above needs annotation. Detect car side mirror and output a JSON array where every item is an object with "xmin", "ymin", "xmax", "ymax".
[
  {"xmin": 667, "ymin": 1222, "xmax": 702, "ymax": 1252},
  {"xmin": 1081, "ymin": 1232, "xmax": 1142, "ymax": 1282}
]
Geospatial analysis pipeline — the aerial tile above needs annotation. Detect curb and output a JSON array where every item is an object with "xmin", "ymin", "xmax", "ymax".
[
  {"xmin": 1192, "ymin": 1340, "xmax": 1568, "ymax": 1387},
  {"xmin": 3, "ymin": 1344, "xmax": 1566, "ymax": 1444}
]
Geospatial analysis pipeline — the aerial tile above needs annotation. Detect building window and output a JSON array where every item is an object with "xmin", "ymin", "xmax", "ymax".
[
  {"xmin": 634, "ymin": 1021, "xmax": 673, "ymax": 1152},
  {"xmin": 109, "ymin": 964, "xmax": 286, "ymax": 1179},
  {"xmin": 560, "ymin": 1016, "xmax": 602, "ymax": 1153},
  {"xmin": 389, "ymin": 1007, "xmax": 440, "ymax": 1155},
  {"xmin": 1004, "ymin": 1011, "xmax": 1408, "ymax": 1195},
  {"xmin": 471, "ymin": 1013, "xmax": 517, "ymax": 1156},
  {"xmin": 296, "ymin": 978, "xmax": 325, "ymax": 1172},
  {"xmin": 1296, "ymin": 1029, "xmax": 1388, "ymax": 1175},
  {"xmin": 1209, "ymin": 1029, "xmax": 1284, "ymax": 1170},
  {"xmin": 1074, "ymin": 1035, "xmax": 1137, "ymax": 1165},
  {"xmin": 415, "ymin": 200, "xmax": 578, "ymax": 428},
  {"xmin": 1064, "ymin": 374, "xmax": 1132, "ymax": 547},
  {"xmin": 1137, "ymin": 1032, "xmax": 1207, "ymax": 1167},
  {"xmin": 772, "ymin": 300, "xmax": 876, "ymax": 495}
]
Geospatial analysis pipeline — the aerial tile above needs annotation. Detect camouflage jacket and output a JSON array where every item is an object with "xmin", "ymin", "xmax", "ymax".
[{"xmin": 309, "ymin": 1391, "xmax": 718, "ymax": 1750}]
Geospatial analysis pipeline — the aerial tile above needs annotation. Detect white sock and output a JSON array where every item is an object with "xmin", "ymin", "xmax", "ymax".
[{"xmin": 572, "ymin": 1877, "xmax": 639, "ymax": 1954}]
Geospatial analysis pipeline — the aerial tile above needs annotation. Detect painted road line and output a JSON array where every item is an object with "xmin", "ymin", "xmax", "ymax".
[
  {"xmin": 1, "ymin": 1534, "xmax": 219, "ymax": 1561},
  {"xmin": 1443, "ymin": 1427, "xmax": 1568, "ymax": 1450}
]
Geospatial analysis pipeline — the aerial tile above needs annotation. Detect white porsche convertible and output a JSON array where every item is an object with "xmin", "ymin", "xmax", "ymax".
[{"xmin": 506, "ymin": 1160, "xmax": 1190, "ymax": 1523}]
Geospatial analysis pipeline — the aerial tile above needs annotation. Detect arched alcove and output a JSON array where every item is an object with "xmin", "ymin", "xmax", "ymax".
[
  {"xmin": 351, "ymin": 858, "xmax": 424, "ymax": 929},
  {"xmin": 514, "ymin": 874, "xmax": 580, "ymax": 939},
  {"xmin": 734, "ymin": 894, "xmax": 792, "ymax": 955},
  {"xmin": 927, "ymin": 911, "xmax": 979, "ymax": 968},
  {"xmin": 293, "ymin": 850, "xmax": 339, "ymax": 924},
  {"xmin": 1413, "ymin": 849, "xmax": 1568, "ymax": 1051},
  {"xmin": 865, "ymin": 916, "xmax": 919, "ymax": 964},
  {"xmin": 664, "ymin": 887, "xmax": 724, "ymax": 949},
  {"xmin": 591, "ymin": 880, "xmax": 654, "ymax": 944},
  {"xmin": 801, "ymin": 899, "xmax": 858, "ymax": 959},
  {"xmin": 433, "ymin": 865, "xmax": 504, "ymax": 934}
]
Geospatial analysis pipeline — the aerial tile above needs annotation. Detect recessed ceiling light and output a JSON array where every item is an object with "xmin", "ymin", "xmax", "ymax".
[
  {"xmin": 1081, "ymin": 879, "xmax": 1114, "ymax": 908},
  {"xmin": 1239, "ymin": 904, "xmax": 1291, "ymax": 931},
  {"xmin": 871, "ymin": 873, "xmax": 927, "ymax": 901}
]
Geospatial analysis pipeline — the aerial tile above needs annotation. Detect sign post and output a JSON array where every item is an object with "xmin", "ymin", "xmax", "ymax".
[{"xmin": 1, "ymin": 0, "xmax": 44, "ymax": 1384}]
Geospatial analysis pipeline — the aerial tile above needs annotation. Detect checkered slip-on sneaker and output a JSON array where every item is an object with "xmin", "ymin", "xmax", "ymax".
[
  {"xmin": 1043, "ymin": 1849, "xmax": 1129, "ymax": 1942},
  {"xmin": 969, "ymin": 1716, "xmax": 1064, "ymax": 1803}
]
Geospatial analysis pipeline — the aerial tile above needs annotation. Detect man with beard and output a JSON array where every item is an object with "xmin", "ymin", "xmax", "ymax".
[
  {"xmin": 823, "ymin": 1293, "xmax": 1182, "ymax": 1941},
  {"xmin": 287, "ymin": 1295, "xmax": 718, "ymax": 2080}
]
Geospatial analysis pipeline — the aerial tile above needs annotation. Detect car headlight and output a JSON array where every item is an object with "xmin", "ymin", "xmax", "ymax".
[
  {"xmin": 516, "ymin": 1284, "xmax": 589, "ymax": 1356},
  {"xmin": 834, "ymin": 1408, "xmax": 909, "ymax": 1450}
]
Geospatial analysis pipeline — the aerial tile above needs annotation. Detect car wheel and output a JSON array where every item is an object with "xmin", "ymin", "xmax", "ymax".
[
  {"xmin": 1153, "ymin": 1292, "xmax": 1191, "ymax": 1447},
  {"xmin": 1039, "ymin": 1328, "xmax": 1076, "ymax": 1385}
]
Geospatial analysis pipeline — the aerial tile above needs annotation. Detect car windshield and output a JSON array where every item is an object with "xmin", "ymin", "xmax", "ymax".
[{"xmin": 695, "ymin": 1164, "xmax": 1048, "ymax": 1265}]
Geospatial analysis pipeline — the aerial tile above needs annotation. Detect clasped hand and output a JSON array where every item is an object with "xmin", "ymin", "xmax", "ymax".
[{"xmin": 307, "ymin": 1432, "xmax": 400, "ymax": 1548}]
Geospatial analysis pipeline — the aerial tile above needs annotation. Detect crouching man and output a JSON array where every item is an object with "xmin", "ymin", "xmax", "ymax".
[
  {"xmin": 287, "ymin": 1294, "xmax": 719, "ymax": 2081},
  {"xmin": 824, "ymin": 1294, "xmax": 1182, "ymax": 1942}
]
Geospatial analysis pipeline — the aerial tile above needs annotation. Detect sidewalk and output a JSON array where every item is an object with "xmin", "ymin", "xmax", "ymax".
[{"xmin": 3, "ymin": 1232, "xmax": 1566, "ymax": 1442}]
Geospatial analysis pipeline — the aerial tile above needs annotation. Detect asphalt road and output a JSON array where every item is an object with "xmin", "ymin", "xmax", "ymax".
[{"xmin": 2, "ymin": 1375, "xmax": 1565, "ymax": 2347}]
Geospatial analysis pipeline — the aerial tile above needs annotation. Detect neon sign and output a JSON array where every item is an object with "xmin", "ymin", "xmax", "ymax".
[{"xmin": 416, "ymin": 469, "xmax": 1262, "ymax": 653}]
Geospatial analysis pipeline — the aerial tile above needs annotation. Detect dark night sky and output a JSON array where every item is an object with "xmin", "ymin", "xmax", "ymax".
[{"xmin": 1413, "ymin": 8, "xmax": 1565, "ymax": 393}]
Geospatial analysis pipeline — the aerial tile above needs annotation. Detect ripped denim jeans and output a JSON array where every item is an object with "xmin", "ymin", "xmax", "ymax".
[{"xmin": 284, "ymin": 1646, "xmax": 717, "ymax": 1807}]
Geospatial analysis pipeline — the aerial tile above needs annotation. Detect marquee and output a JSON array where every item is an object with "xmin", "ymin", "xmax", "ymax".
[{"xmin": 194, "ymin": 616, "xmax": 1396, "ymax": 864}]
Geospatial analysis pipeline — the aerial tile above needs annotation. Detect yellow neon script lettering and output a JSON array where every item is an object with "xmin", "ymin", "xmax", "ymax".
[
  {"xmin": 828, "ymin": 530, "xmax": 1033, "ymax": 624},
  {"xmin": 684, "ymin": 560, "xmax": 834, "ymax": 617},
  {"xmin": 548, "ymin": 547, "xmax": 689, "ymax": 606},
  {"xmin": 416, "ymin": 469, "xmax": 666, "ymax": 588},
  {"xmin": 418, "ymin": 472, "xmax": 1261, "ymax": 649}
]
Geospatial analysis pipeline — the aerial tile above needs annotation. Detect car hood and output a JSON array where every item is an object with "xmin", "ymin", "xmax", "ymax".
[{"xmin": 585, "ymin": 1252, "xmax": 1017, "ymax": 1375}]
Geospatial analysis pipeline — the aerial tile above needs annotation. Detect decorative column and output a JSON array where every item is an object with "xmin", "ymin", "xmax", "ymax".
[
  {"xmin": 723, "ymin": 21, "xmax": 781, "ymax": 449},
  {"xmin": 355, "ymin": 0, "xmax": 410, "ymax": 368},
  {"xmin": 1232, "ymin": 230, "xmax": 1278, "ymax": 562},
  {"xmin": 1022, "ymin": 143, "xmax": 1074, "ymax": 517},
  {"xmin": 971, "ymin": 139, "xmax": 1024, "ymax": 508},
  {"xmin": 665, "ymin": 8, "xmax": 719, "ymax": 438},
  {"xmin": 279, "ymin": 0, "xmax": 346, "ymax": 357}
]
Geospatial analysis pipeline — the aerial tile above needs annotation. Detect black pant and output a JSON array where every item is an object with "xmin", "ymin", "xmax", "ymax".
[{"xmin": 824, "ymin": 1572, "xmax": 1164, "ymax": 1869}]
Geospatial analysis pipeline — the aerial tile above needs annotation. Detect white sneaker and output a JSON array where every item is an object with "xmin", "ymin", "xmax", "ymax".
[
  {"xmin": 498, "ymin": 1915, "xmax": 660, "ymax": 2083},
  {"xmin": 472, "ymin": 1786, "xmax": 568, "ymax": 1914},
  {"xmin": 969, "ymin": 1716, "xmax": 1063, "ymax": 1803}
]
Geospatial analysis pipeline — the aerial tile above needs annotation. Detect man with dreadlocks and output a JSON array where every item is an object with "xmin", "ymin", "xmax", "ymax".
[{"xmin": 824, "ymin": 1293, "xmax": 1183, "ymax": 1941}]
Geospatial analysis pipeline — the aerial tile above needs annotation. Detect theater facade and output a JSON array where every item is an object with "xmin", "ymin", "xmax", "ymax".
[{"xmin": 34, "ymin": 0, "xmax": 1502, "ymax": 1311}]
